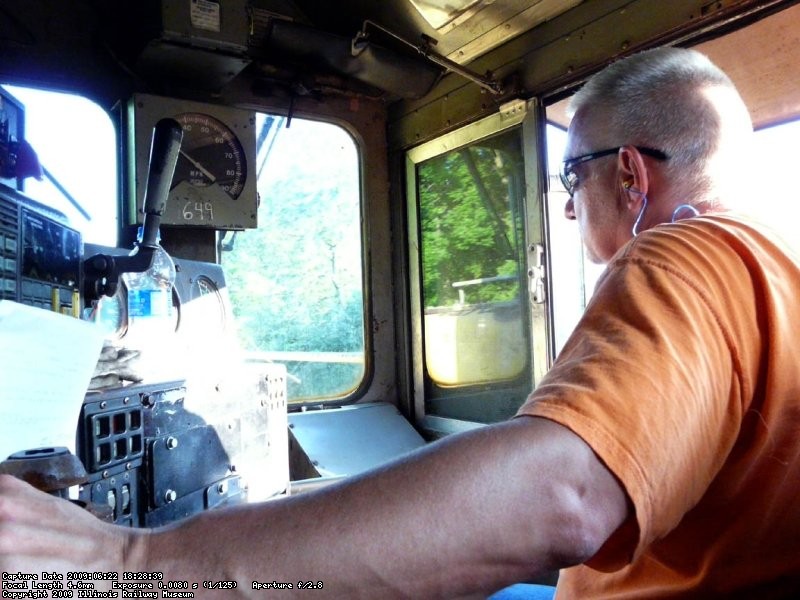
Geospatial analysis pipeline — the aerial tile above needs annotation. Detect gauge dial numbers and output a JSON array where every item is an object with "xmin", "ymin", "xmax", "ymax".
[{"xmin": 172, "ymin": 112, "xmax": 247, "ymax": 200}]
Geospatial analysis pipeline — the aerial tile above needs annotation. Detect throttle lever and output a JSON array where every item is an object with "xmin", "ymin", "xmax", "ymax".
[
  {"xmin": 83, "ymin": 118, "xmax": 183, "ymax": 302},
  {"xmin": 139, "ymin": 118, "xmax": 183, "ymax": 249}
]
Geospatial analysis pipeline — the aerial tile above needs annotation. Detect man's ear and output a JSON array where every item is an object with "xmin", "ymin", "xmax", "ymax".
[{"xmin": 617, "ymin": 146, "xmax": 650, "ymax": 209}]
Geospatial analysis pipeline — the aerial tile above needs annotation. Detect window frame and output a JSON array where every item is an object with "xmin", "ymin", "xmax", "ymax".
[{"xmin": 405, "ymin": 101, "xmax": 550, "ymax": 435}]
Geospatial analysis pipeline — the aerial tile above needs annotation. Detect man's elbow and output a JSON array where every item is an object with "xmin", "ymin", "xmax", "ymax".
[
  {"xmin": 550, "ymin": 503, "xmax": 613, "ymax": 567},
  {"xmin": 500, "ymin": 417, "xmax": 630, "ymax": 572},
  {"xmin": 547, "ymin": 481, "xmax": 628, "ymax": 569}
]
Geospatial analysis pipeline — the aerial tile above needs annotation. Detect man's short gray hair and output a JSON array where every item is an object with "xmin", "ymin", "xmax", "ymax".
[{"xmin": 568, "ymin": 47, "xmax": 749, "ymax": 192}]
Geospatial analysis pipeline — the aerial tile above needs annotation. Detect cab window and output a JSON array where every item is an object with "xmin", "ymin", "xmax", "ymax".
[
  {"xmin": 221, "ymin": 116, "xmax": 364, "ymax": 405},
  {"xmin": 1, "ymin": 85, "xmax": 117, "ymax": 245}
]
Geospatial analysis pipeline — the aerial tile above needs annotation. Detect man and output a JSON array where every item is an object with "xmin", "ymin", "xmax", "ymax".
[{"xmin": 1, "ymin": 47, "xmax": 799, "ymax": 597}]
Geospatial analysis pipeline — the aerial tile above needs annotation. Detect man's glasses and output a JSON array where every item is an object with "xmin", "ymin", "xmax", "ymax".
[{"xmin": 559, "ymin": 146, "xmax": 668, "ymax": 196}]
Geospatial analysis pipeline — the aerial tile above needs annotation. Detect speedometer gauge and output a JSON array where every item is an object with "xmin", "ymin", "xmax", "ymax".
[
  {"xmin": 172, "ymin": 113, "xmax": 247, "ymax": 200},
  {"xmin": 130, "ymin": 94, "xmax": 257, "ymax": 229}
]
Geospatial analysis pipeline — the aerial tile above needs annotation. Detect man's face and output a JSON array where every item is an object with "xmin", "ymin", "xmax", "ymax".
[{"xmin": 563, "ymin": 114, "xmax": 631, "ymax": 264}]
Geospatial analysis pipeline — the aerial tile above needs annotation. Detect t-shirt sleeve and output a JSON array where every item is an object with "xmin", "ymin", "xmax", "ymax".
[{"xmin": 517, "ymin": 232, "xmax": 748, "ymax": 570}]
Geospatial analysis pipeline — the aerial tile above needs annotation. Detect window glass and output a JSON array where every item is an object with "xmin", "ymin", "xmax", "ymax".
[
  {"xmin": 416, "ymin": 127, "xmax": 531, "ymax": 422},
  {"xmin": 221, "ymin": 115, "xmax": 364, "ymax": 404},
  {"xmin": 751, "ymin": 119, "xmax": 800, "ymax": 221},
  {"xmin": 545, "ymin": 123, "xmax": 603, "ymax": 354},
  {"xmin": 1, "ymin": 85, "xmax": 117, "ymax": 245}
]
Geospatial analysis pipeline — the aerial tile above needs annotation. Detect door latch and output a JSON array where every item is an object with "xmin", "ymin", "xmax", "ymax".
[{"xmin": 528, "ymin": 243, "xmax": 546, "ymax": 304}]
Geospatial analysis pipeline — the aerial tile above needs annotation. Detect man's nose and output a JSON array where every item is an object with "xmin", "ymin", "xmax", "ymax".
[{"xmin": 564, "ymin": 197, "xmax": 576, "ymax": 220}]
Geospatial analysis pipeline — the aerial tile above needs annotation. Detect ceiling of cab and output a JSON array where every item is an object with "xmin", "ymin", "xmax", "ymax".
[
  {"xmin": 286, "ymin": 0, "xmax": 580, "ymax": 67},
  {"xmin": 6, "ymin": 0, "xmax": 795, "ymax": 125},
  {"xmin": 240, "ymin": 0, "xmax": 584, "ymax": 101},
  {"xmin": 696, "ymin": 1, "xmax": 800, "ymax": 130},
  {"xmin": 547, "ymin": 1, "xmax": 800, "ymax": 131},
  {"xmin": 129, "ymin": 0, "xmax": 586, "ymax": 101},
  {"xmin": 0, "ymin": 0, "xmax": 584, "ymax": 104}
]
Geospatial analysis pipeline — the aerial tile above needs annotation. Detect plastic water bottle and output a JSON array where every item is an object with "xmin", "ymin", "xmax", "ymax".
[{"xmin": 122, "ymin": 228, "xmax": 176, "ymax": 349}]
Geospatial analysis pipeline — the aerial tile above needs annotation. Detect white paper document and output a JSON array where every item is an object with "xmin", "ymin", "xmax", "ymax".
[{"xmin": 0, "ymin": 300, "xmax": 105, "ymax": 461}]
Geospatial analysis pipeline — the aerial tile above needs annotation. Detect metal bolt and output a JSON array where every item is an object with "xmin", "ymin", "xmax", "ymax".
[
  {"xmin": 166, "ymin": 436, "xmax": 178, "ymax": 450},
  {"xmin": 99, "ymin": 401, "xmax": 107, "ymax": 409},
  {"xmin": 164, "ymin": 489, "xmax": 177, "ymax": 503},
  {"xmin": 217, "ymin": 481, "xmax": 228, "ymax": 495}
]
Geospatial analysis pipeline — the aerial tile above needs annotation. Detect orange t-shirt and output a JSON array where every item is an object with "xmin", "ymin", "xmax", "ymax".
[{"xmin": 517, "ymin": 214, "xmax": 800, "ymax": 597}]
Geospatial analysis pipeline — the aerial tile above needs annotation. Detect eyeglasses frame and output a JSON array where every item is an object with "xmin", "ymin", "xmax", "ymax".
[{"xmin": 559, "ymin": 146, "xmax": 669, "ymax": 196}]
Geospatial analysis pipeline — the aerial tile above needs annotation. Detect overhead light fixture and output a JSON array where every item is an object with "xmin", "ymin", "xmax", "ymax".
[{"xmin": 408, "ymin": 0, "xmax": 486, "ymax": 31}]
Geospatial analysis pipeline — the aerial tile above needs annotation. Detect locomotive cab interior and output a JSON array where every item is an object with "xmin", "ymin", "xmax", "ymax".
[{"xmin": 0, "ymin": 0, "xmax": 799, "ymax": 531}]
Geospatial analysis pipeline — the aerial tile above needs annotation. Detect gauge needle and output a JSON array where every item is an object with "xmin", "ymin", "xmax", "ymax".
[{"xmin": 180, "ymin": 149, "xmax": 217, "ymax": 183}]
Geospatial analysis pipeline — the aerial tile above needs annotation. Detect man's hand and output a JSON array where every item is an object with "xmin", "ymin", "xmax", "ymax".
[{"xmin": 0, "ymin": 474, "xmax": 146, "ymax": 585}]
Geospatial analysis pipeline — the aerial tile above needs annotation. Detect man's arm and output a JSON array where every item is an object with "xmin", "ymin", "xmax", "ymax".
[{"xmin": 0, "ymin": 416, "xmax": 628, "ymax": 597}]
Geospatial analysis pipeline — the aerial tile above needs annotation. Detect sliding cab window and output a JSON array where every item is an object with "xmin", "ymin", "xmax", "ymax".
[
  {"xmin": 221, "ymin": 115, "xmax": 365, "ymax": 405},
  {"xmin": 409, "ymin": 117, "xmax": 538, "ymax": 428},
  {"xmin": 0, "ymin": 85, "xmax": 118, "ymax": 245}
]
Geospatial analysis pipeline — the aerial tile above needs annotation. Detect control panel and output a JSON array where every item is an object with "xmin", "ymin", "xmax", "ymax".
[
  {"xmin": 0, "ymin": 185, "xmax": 81, "ymax": 315},
  {"xmin": 77, "ymin": 367, "xmax": 288, "ymax": 527}
]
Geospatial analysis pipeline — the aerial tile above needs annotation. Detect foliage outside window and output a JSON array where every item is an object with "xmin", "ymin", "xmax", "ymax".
[
  {"xmin": 420, "ymin": 144, "xmax": 523, "ymax": 308},
  {"xmin": 417, "ymin": 128, "xmax": 530, "ymax": 395},
  {"xmin": 222, "ymin": 116, "xmax": 364, "ymax": 404}
]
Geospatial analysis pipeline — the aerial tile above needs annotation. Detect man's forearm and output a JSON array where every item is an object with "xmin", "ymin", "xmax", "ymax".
[{"xmin": 141, "ymin": 417, "xmax": 627, "ymax": 598}]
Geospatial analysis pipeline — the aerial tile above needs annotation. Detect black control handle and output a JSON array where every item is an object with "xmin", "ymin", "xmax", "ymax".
[
  {"xmin": 83, "ymin": 118, "xmax": 184, "ymax": 302},
  {"xmin": 140, "ymin": 118, "xmax": 183, "ymax": 249}
]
